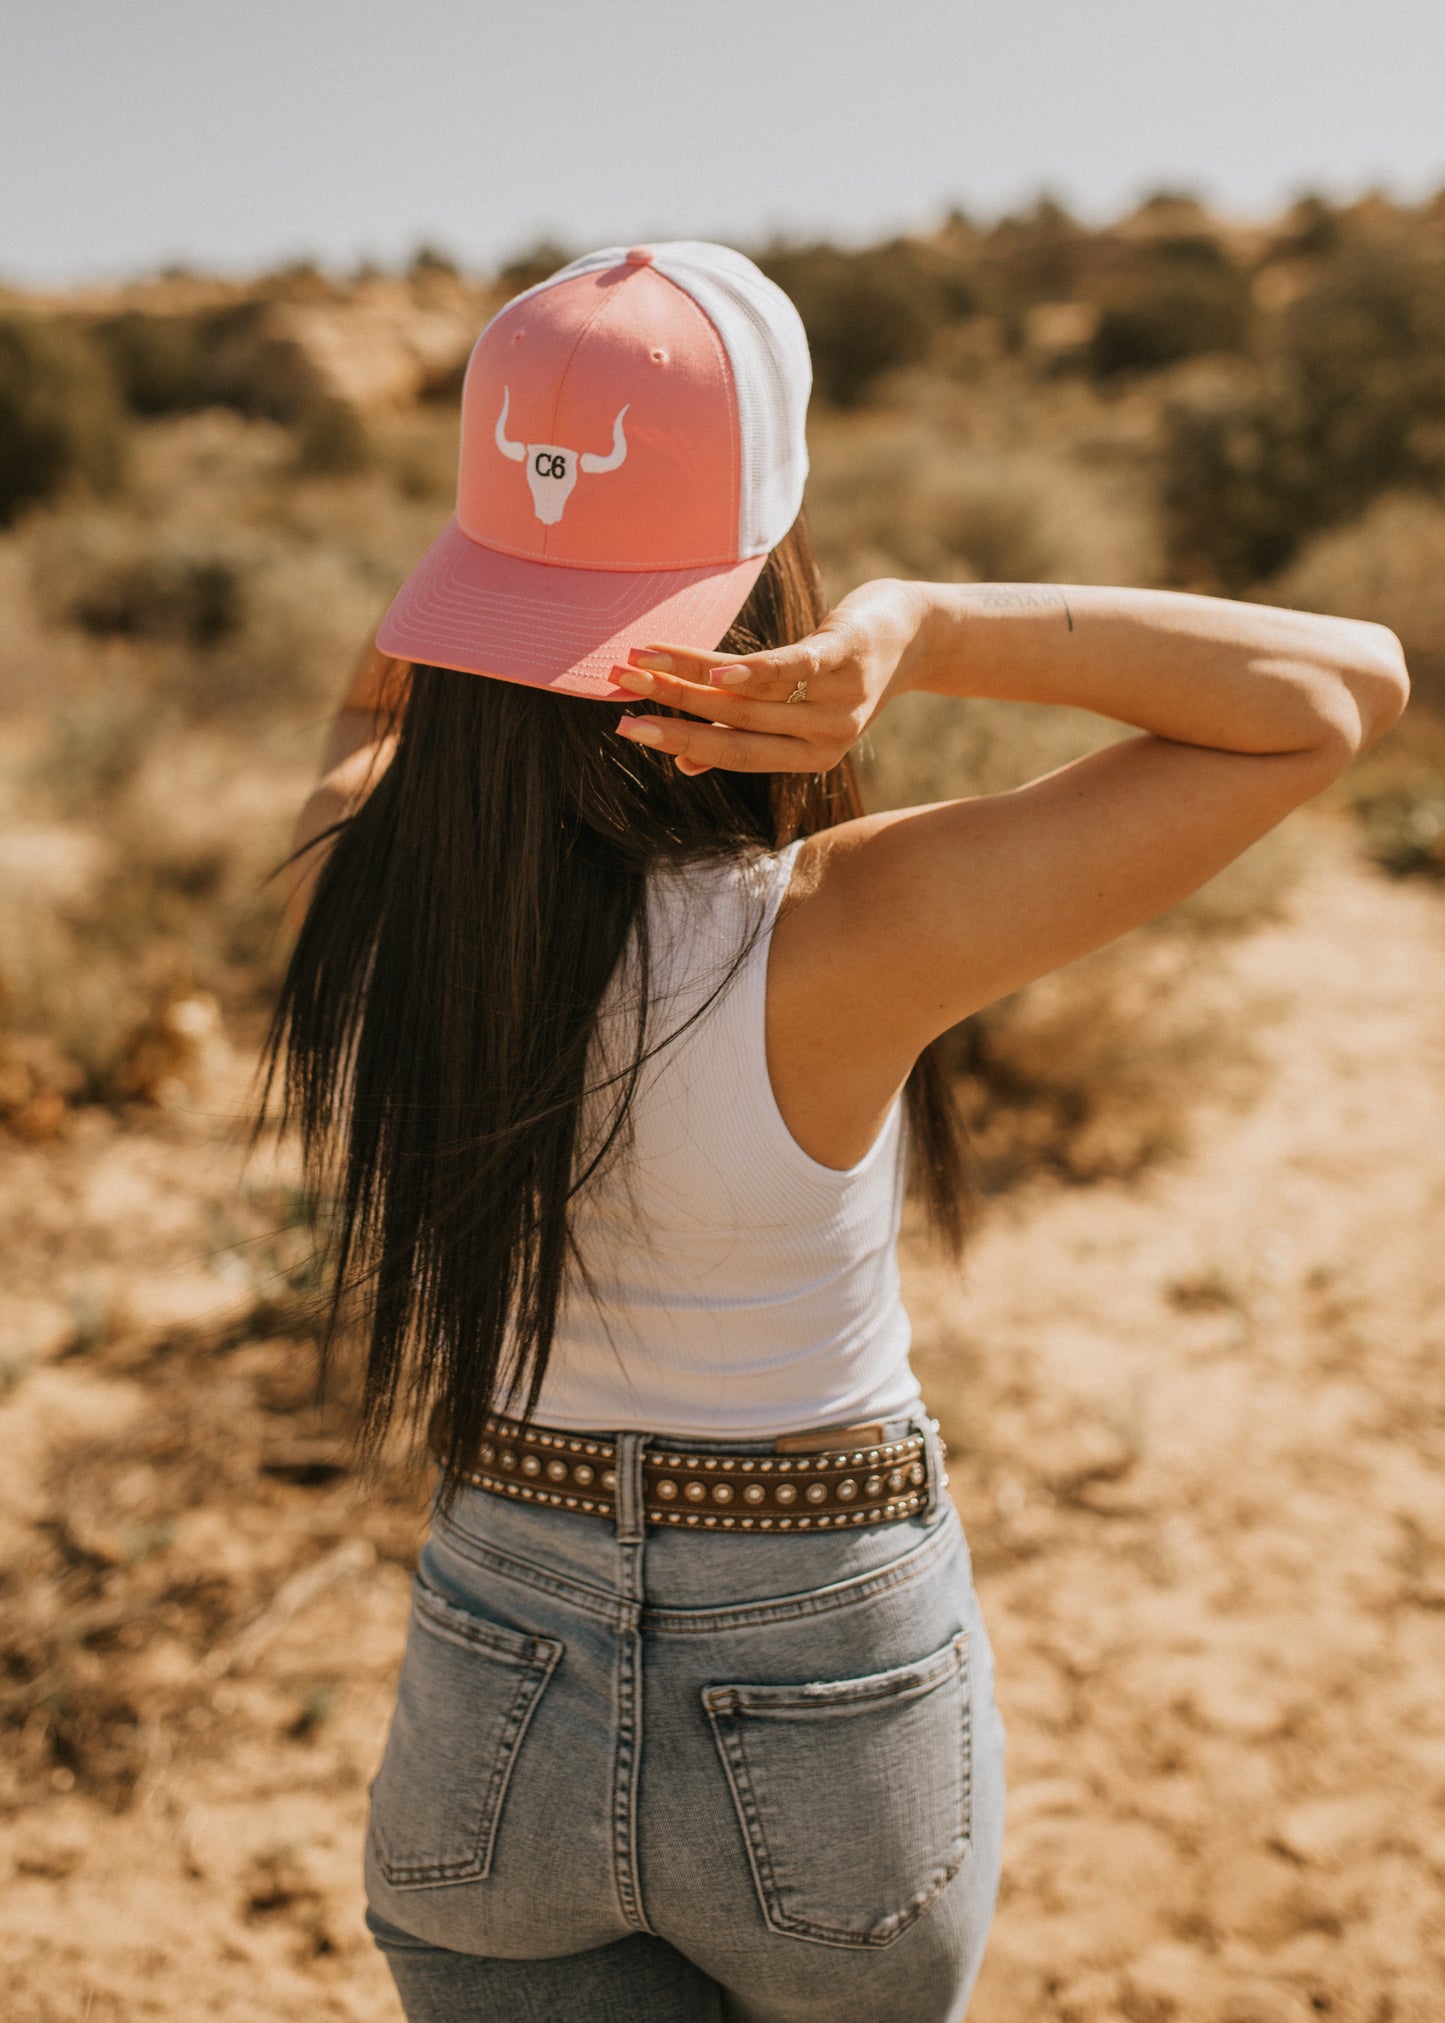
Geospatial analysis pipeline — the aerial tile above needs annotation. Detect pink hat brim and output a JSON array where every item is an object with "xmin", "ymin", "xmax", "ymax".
[{"xmin": 375, "ymin": 519, "xmax": 767, "ymax": 700}]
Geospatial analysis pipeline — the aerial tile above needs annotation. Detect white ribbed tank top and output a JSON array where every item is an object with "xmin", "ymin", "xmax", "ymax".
[{"xmin": 530, "ymin": 840, "xmax": 923, "ymax": 1438}]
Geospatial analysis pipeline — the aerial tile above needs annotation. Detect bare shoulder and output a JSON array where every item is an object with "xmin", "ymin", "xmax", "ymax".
[{"xmin": 773, "ymin": 732, "xmax": 1344, "ymax": 1074}]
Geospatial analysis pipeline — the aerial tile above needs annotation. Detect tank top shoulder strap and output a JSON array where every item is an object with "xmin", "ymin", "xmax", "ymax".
[{"xmin": 643, "ymin": 839, "xmax": 804, "ymax": 1023}]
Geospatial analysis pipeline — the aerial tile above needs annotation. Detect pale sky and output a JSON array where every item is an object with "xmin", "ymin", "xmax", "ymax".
[{"xmin": 5, "ymin": 0, "xmax": 1445, "ymax": 284}]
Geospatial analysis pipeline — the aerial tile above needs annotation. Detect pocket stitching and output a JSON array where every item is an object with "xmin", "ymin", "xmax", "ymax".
[
  {"xmin": 371, "ymin": 1579, "xmax": 563, "ymax": 1889},
  {"xmin": 704, "ymin": 1630, "xmax": 971, "ymax": 1950}
]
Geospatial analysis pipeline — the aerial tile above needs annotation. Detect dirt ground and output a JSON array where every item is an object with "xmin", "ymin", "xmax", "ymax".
[{"xmin": 1, "ymin": 825, "xmax": 1442, "ymax": 2023}]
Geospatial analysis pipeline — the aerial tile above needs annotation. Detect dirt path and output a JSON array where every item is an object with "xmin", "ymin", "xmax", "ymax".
[{"xmin": 1, "ymin": 835, "xmax": 1442, "ymax": 2023}]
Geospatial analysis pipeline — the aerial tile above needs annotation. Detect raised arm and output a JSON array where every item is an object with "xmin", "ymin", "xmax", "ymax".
[
  {"xmin": 285, "ymin": 646, "xmax": 409, "ymax": 926},
  {"xmin": 611, "ymin": 581, "xmax": 1409, "ymax": 1166}
]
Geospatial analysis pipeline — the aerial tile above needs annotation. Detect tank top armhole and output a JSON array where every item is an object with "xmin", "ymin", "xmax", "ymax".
[{"xmin": 748, "ymin": 837, "xmax": 905, "ymax": 1187}]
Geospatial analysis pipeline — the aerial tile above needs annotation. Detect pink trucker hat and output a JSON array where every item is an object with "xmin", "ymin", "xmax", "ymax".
[{"xmin": 375, "ymin": 241, "xmax": 812, "ymax": 699}]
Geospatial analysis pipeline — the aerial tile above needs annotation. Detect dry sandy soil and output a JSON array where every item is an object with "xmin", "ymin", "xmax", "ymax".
[{"xmin": 1, "ymin": 828, "xmax": 1442, "ymax": 2023}]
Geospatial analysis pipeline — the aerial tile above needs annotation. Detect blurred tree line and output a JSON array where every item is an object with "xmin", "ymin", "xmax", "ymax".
[{"xmin": 8, "ymin": 192, "xmax": 1445, "ymax": 596}]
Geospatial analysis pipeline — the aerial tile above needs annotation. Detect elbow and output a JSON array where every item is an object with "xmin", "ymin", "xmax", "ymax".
[
  {"xmin": 1301, "ymin": 622, "xmax": 1409, "ymax": 770},
  {"xmin": 1341, "ymin": 621, "xmax": 1410, "ymax": 751}
]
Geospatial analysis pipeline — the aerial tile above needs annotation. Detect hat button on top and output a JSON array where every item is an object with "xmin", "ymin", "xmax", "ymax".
[{"xmin": 625, "ymin": 245, "xmax": 656, "ymax": 266}]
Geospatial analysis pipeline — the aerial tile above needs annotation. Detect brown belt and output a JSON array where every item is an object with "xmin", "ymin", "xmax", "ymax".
[{"xmin": 435, "ymin": 1409, "xmax": 942, "ymax": 1533}]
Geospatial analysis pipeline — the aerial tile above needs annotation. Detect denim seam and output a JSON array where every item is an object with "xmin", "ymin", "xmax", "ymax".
[
  {"xmin": 370, "ymin": 1582, "xmax": 563, "ymax": 1888},
  {"xmin": 432, "ymin": 1521, "xmax": 633, "ymax": 1629},
  {"xmin": 701, "ymin": 1629, "xmax": 973, "ymax": 1950},
  {"xmin": 610, "ymin": 1619, "xmax": 653, "ymax": 1934},
  {"xmin": 644, "ymin": 1507, "xmax": 961, "ymax": 1634}
]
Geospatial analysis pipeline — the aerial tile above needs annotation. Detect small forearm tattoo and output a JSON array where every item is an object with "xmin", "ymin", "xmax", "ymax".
[{"xmin": 971, "ymin": 585, "xmax": 1074, "ymax": 631}]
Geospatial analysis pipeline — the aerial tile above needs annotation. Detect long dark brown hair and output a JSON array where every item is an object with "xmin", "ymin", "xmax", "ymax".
[{"xmin": 265, "ymin": 513, "xmax": 970, "ymax": 1489}]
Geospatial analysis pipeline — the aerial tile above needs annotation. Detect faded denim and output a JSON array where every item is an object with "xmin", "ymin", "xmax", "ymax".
[{"xmin": 364, "ymin": 1417, "xmax": 1006, "ymax": 2022}]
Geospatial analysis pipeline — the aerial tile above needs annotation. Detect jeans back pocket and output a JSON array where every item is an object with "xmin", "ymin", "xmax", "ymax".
[
  {"xmin": 369, "ymin": 1573, "xmax": 562, "ymax": 1889},
  {"xmin": 703, "ymin": 1630, "xmax": 971, "ymax": 1949}
]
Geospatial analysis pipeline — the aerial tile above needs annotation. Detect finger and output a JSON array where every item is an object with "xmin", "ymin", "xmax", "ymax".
[
  {"xmin": 628, "ymin": 637, "xmax": 833, "ymax": 704},
  {"xmin": 709, "ymin": 633, "xmax": 852, "ymax": 703},
  {"xmin": 609, "ymin": 662, "xmax": 799, "ymax": 731},
  {"xmin": 629, "ymin": 640, "xmax": 741, "ymax": 680},
  {"xmin": 616, "ymin": 714, "xmax": 824, "ymax": 774}
]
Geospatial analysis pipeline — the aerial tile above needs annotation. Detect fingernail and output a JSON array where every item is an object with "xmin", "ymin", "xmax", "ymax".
[
  {"xmin": 617, "ymin": 716, "xmax": 662, "ymax": 746},
  {"xmin": 628, "ymin": 650, "xmax": 673, "ymax": 673},
  {"xmin": 711, "ymin": 666, "xmax": 750, "ymax": 688},
  {"xmin": 611, "ymin": 668, "xmax": 654, "ymax": 695},
  {"xmin": 676, "ymin": 756, "xmax": 711, "ymax": 776}
]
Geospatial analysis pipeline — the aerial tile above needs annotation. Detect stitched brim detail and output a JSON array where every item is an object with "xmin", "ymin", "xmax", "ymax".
[{"xmin": 375, "ymin": 518, "xmax": 767, "ymax": 700}]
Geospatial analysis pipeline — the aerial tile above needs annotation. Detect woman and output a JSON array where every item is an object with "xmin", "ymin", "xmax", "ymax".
[{"xmin": 273, "ymin": 244, "xmax": 1407, "ymax": 2023}]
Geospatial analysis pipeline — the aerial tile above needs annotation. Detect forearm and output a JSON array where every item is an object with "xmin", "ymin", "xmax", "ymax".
[{"xmin": 896, "ymin": 582, "xmax": 1409, "ymax": 760}]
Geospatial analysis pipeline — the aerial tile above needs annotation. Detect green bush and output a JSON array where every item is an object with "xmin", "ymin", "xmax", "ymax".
[
  {"xmin": 975, "ymin": 198, "xmax": 1090, "ymax": 330},
  {"xmin": 293, "ymin": 397, "xmax": 370, "ymax": 476},
  {"xmin": 0, "ymin": 318, "xmax": 129, "ymax": 524},
  {"xmin": 1164, "ymin": 246, "xmax": 1445, "ymax": 587},
  {"xmin": 756, "ymin": 242, "xmax": 973, "ymax": 407},
  {"xmin": 58, "ymin": 528, "xmax": 245, "ymax": 646},
  {"xmin": 1087, "ymin": 240, "xmax": 1252, "ymax": 378},
  {"xmin": 497, "ymin": 240, "xmax": 576, "ymax": 297},
  {"xmin": 93, "ymin": 311, "xmax": 216, "ymax": 415},
  {"xmin": 1263, "ymin": 490, "xmax": 1445, "ymax": 700}
]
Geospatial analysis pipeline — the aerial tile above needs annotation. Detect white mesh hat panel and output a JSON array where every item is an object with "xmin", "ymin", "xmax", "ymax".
[
  {"xmin": 647, "ymin": 243, "xmax": 812, "ymax": 558},
  {"xmin": 509, "ymin": 242, "xmax": 812, "ymax": 561}
]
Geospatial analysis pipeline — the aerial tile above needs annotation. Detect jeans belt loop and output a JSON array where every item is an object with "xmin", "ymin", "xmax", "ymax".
[
  {"xmin": 919, "ymin": 1414, "xmax": 949, "ymax": 1520},
  {"xmin": 613, "ymin": 1431, "xmax": 647, "ymax": 1545}
]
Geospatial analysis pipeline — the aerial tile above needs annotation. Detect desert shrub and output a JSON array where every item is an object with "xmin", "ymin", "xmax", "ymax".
[
  {"xmin": 800, "ymin": 412, "xmax": 1154, "ymax": 599},
  {"xmin": 1263, "ymin": 490, "xmax": 1445, "ymax": 700},
  {"xmin": 0, "ymin": 845, "xmax": 245, "ymax": 1115},
  {"xmin": 30, "ymin": 687, "xmax": 152, "ymax": 811},
  {"xmin": 859, "ymin": 688, "xmax": 1114, "ymax": 812},
  {"xmin": 806, "ymin": 424, "xmax": 1048, "ymax": 588},
  {"xmin": 1351, "ymin": 783, "xmax": 1445, "ymax": 877},
  {"xmin": 975, "ymin": 199, "xmax": 1088, "ymax": 326},
  {"xmin": 33, "ymin": 512, "xmax": 386, "ymax": 714},
  {"xmin": 1087, "ymin": 239, "xmax": 1252, "ymax": 379},
  {"xmin": 497, "ymin": 239, "xmax": 577, "ymax": 297},
  {"xmin": 1164, "ymin": 245, "xmax": 1445, "ymax": 587},
  {"xmin": 293, "ymin": 397, "xmax": 370, "ymax": 476},
  {"xmin": 43, "ymin": 518, "xmax": 246, "ymax": 646},
  {"xmin": 93, "ymin": 310, "xmax": 216, "ymax": 415},
  {"xmin": 1268, "ymin": 193, "xmax": 1345, "ymax": 262},
  {"xmin": 756, "ymin": 241, "xmax": 973, "ymax": 407},
  {"xmin": 409, "ymin": 242, "xmax": 460, "ymax": 280},
  {"xmin": 946, "ymin": 926, "xmax": 1264, "ymax": 1189},
  {"xmin": 202, "ymin": 542, "xmax": 385, "ymax": 714},
  {"xmin": 0, "ymin": 318, "xmax": 129, "ymax": 524},
  {"xmin": 94, "ymin": 301, "xmax": 320, "ymax": 423}
]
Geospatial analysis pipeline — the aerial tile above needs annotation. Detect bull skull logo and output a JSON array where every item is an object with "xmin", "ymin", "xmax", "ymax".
[{"xmin": 494, "ymin": 387, "xmax": 630, "ymax": 525}]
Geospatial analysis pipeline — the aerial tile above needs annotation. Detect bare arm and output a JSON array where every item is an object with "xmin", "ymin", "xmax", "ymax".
[
  {"xmin": 611, "ymin": 581, "xmax": 1409, "ymax": 1166},
  {"xmin": 285, "ymin": 646, "xmax": 409, "ymax": 926},
  {"xmin": 901, "ymin": 581, "xmax": 1404, "ymax": 762}
]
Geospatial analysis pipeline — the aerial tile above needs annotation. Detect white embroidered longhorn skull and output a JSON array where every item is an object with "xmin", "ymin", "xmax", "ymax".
[{"xmin": 494, "ymin": 387, "xmax": 630, "ymax": 525}]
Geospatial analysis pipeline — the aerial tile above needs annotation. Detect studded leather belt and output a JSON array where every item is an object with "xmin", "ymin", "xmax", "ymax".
[{"xmin": 435, "ymin": 1409, "xmax": 941, "ymax": 1534}]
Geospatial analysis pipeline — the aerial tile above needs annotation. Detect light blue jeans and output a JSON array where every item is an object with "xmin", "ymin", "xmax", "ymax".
[{"xmin": 364, "ymin": 1416, "xmax": 1006, "ymax": 2022}]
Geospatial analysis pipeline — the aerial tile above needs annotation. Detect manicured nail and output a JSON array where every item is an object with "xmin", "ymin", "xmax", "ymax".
[
  {"xmin": 628, "ymin": 649, "xmax": 674, "ymax": 673},
  {"xmin": 711, "ymin": 665, "xmax": 750, "ymax": 688},
  {"xmin": 676, "ymin": 756, "xmax": 712, "ymax": 776},
  {"xmin": 611, "ymin": 668, "xmax": 654, "ymax": 695},
  {"xmin": 617, "ymin": 716, "xmax": 663, "ymax": 746}
]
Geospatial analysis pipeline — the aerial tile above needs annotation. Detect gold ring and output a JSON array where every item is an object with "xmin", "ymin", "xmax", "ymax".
[{"xmin": 785, "ymin": 679, "xmax": 809, "ymax": 704}]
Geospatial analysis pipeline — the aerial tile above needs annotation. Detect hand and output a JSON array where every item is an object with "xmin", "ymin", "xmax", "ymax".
[{"xmin": 611, "ymin": 578, "xmax": 927, "ymax": 776}]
